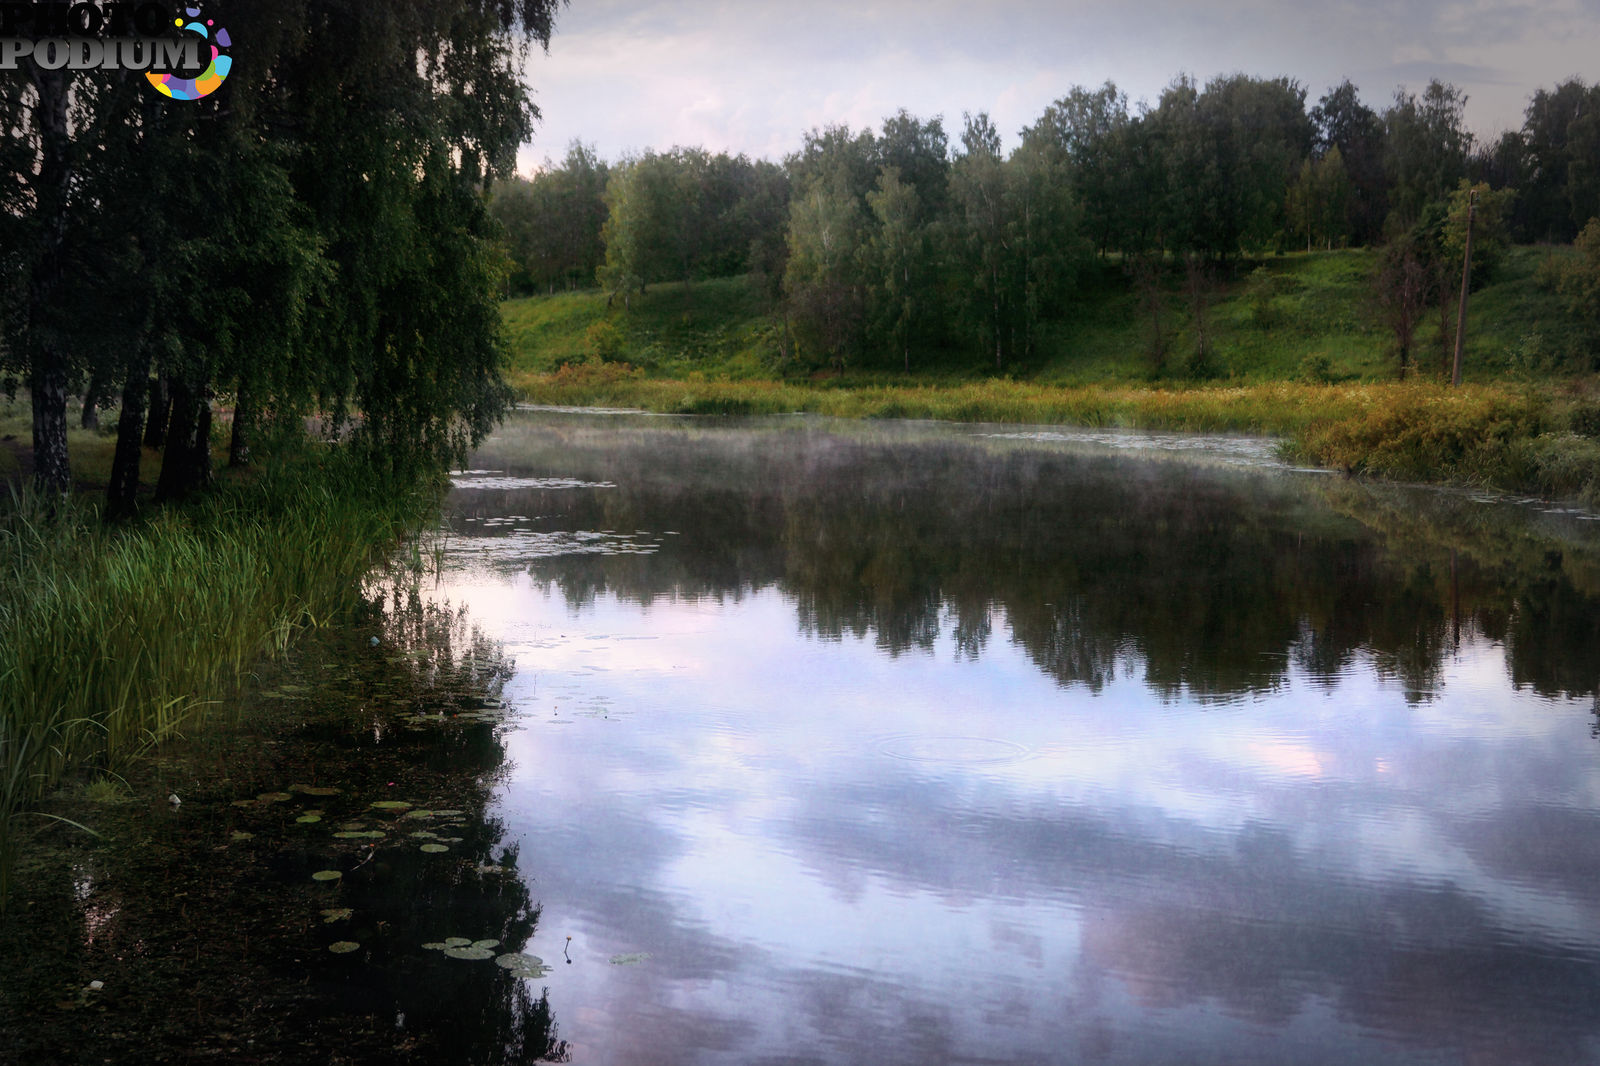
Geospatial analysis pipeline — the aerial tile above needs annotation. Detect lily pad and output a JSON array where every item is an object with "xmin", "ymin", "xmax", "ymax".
[
  {"xmin": 409, "ymin": 830, "xmax": 438, "ymax": 839},
  {"xmin": 419, "ymin": 843, "xmax": 450, "ymax": 854},
  {"xmin": 471, "ymin": 939, "xmax": 501, "ymax": 950},
  {"xmin": 431, "ymin": 810, "xmax": 465, "ymax": 818},
  {"xmin": 443, "ymin": 946, "xmax": 495, "ymax": 960},
  {"xmin": 230, "ymin": 799, "xmax": 258, "ymax": 808},
  {"xmin": 333, "ymin": 830, "xmax": 386, "ymax": 840},
  {"xmin": 369, "ymin": 800, "xmax": 412, "ymax": 811},
  {"xmin": 328, "ymin": 941, "xmax": 360, "ymax": 954},
  {"xmin": 442, "ymin": 937, "xmax": 472, "ymax": 947},
  {"xmin": 338, "ymin": 822, "xmax": 367, "ymax": 831},
  {"xmin": 421, "ymin": 942, "xmax": 448, "ymax": 951},
  {"xmin": 495, "ymin": 953, "xmax": 553, "ymax": 977},
  {"xmin": 402, "ymin": 810, "xmax": 436, "ymax": 820},
  {"xmin": 290, "ymin": 784, "xmax": 341, "ymax": 796},
  {"xmin": 229, "ymin": 831, "xmax": 253, "ymax": 842},
  {"xmin": 609, "ymin": 953, "xmax": 651, "ymax": 966},
  {"xmin": 311, "ymin": 870, "xmax": 342, "ymax": 882},
  {"xmin": 257, "ymin": 792, "xmax": 292, "ymax": 803},
  {"xmin": 296, "ymin": 814, "xmax": 323, "ymax": 824},
  {"xmin": 320, "ymin": 908, "xmax": 353, "ymax": 923}
]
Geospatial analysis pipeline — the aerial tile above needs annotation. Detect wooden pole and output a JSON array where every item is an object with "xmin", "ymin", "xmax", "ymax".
[{"xmin": 1451, "ymin": 190, "xmax": 1476, "ymax": 387}]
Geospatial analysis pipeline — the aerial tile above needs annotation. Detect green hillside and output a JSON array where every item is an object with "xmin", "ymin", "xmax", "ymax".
[{"xmin": 502, "ymin": 246, "xmax": 1589, "ymax": 390}]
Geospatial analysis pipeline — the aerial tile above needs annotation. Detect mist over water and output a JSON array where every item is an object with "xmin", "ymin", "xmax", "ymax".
[{"xmin": 432, "ymin": 410, "xmax": 1600, "ymax": 1065}]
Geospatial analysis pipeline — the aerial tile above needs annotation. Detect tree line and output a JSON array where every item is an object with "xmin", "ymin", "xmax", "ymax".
[
  {"xmin": 3, "ymin": 0, "xmax": 566, "ymax": 505},
  {"xmin": 493, "ymin": 73, "xmax": 1600, "ymax": 374}
]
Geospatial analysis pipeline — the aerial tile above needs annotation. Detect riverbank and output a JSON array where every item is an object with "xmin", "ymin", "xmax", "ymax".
[
  {"xmin": 515, "ymin": 367, "xmax": 1600, "ymax": 505},
  {"xmin": 502, "ymin": 244, "xmax": 1600, "ymax": 503},
  {"xmin": 0, "ymin": 423, "xmax": 443, "ymax": 905}
]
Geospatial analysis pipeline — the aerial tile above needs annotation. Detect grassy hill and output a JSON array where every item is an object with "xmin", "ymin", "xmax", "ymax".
[{"xmin": 501, "ymin": 245, "xmax": 1590, "ymax": 390}]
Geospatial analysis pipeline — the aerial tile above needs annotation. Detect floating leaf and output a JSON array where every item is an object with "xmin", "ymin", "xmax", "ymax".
[
  {"xmin": 431, "ymin": 810, "xmax": 465, "ymax": 818},
  {"xmin": 328, "ymin": 941, "xmax": 360, "ymax": 954},
  {"xmin": 495, "ymin": 953, "xmax": 553, "ymax": 977},
  {"xmin": 311, "ymin": 870, "xmax": 342, "ymax": 882},
  {"xmin": 257, "ymin": 792, "xmax": 292, "ymax": 803},
  {"xmin": 471, "ymin": 939, "xmax": 501, "ymax": 950},
  {"xmin": 369, "ymin": 800, "xmax": 412, "ymax": 811},
  {"xmin": 229, "ymin": 831, "xmax": 253, "ymax": 842},
  {"xmin": 321, "ymin": 908, "xmax": 353, "ymax": 923},
  {"xmin": 230, "ymin": 799, "xmax": 257, "ymax": 808},
  {"xmin": 442, "ymin": 937, "xmax": 472, "ymax": 947},
  {"xmin": 419, "ymin": 843, "xmax": 450, "ymax": 854},
  {"xmin": 334, "ymin": 830, "xmax": 385, "ymax": 840},
  {"xmin": 290, "ymin": 784, "xmax": 341, "ymax": 796},
  {"xmin": 409, "ymin": 830, "xmax": 438, "ymax": 839},
  {"xmin": 421, "ymin": 942, "xmax": 448, "ymax": 951},
  {"xmin": 338, "ymin": 822, "xmax": 366, "ymax": 831},
  {"xmin": 296, "ymin": 814, "xmax": 322, "ymax": 824},
  {"xmin": 443, "ymin": 946, "xmax": 495, "ymax": 960},
  {"xmin": 609, "ymin": 953, "xmax": 651, "ymax": 966},
  {"xmin": 402, "ymin": 810, "xmax": 435, "ymax": 820}
]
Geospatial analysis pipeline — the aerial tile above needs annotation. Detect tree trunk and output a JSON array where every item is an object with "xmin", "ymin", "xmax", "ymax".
[
  {"xmin": 155, "ymin": 379, "xmax": 199, "ymax": 502},
  {"xmin": 193, "ymin": 391, "xmax": 213, "ymax": 491},
  {"xmin": 229, "ymin": 387, "xmax": 253, "ymax": 468},
  {"xmin": 144, "ymin": 375, "xmax": 171, "ymax": 448},
  {"xmin": 106, "ymin": 364, "xmax": 150, "ymax": 519},
  {"xmin": 30, "ymin": 359, "xmax": 71, "ymax": 497},
  {"xmin": 81, "ymin": 368, "xmax": 107, "ymax": 431},
  {"xmin": 26, "ymin": 66, "xmax": 74, "ymax": 498}
]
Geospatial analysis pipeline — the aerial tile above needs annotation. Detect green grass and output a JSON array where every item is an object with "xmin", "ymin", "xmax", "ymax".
[
  {"xmin": 502, "ymin": 246, "xmax": 1595, "ymax": 390},
  {"xmin": 0, "ymin": 435, "xmax": 440, "ymax": 906}
]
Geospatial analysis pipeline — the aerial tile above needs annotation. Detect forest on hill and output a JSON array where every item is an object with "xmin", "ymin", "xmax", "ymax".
[{"xmin": 492, "ymin": 75, "xmax": 1600, "ymax": 378}]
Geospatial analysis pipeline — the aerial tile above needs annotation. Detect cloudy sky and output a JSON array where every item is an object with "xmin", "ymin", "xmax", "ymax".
[{"xmin": 515, "ymin": 0, "xmax": 1600, "ymax": 172}]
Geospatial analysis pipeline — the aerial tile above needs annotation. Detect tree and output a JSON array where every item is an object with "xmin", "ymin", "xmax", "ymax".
[
  {"xmin": 1553, "ymin": 217, "xmax": 1600, "ymax": 360},
  {"xmin": 1023, "ymin": 82, "xmax": 1129, "ymax": 257},
  {"xmin": 1311, "ymin": 80, "xmax": 1387, "ymax": 244},
  {"xmin": 1148, "ymin": 74, "xmax": 1313, "ymax": 261},
  {"xmin": 783, "ymin": 167, "xmax": 867, "ymax": 372},
  {"xmin": 1286, "ymin": 147, "xmax": 1354, "ymax": 251},
  {"xmin": 1441, "ymin": 180, "xmax": 1515, "ymax": 288},
  {"xmin": 492, "ymin": 142, "xmax": 609, "ymax": 294},
  {"xmin": 1518, "ymin": 79, "xmax": 1600, "ymax": 242},
  {"xmin": 1377, "ymin": 235, "xmax": 1431, "ymax": 377},
  {"xmin": 864, "ymin": 167, "xmax": 924, "ymax": 371},
  {"xmin": 1383, "ymin": 80, "xmax": 1473, "ymax": 228},
  {"xmin": 950, "ymin": 112, "xmax": 1016, "ymax": 368}
]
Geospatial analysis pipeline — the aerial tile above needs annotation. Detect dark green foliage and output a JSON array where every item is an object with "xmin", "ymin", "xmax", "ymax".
[
  {"xmin": 1382, "ymin": 80, "xmax": 1473, "ymax": 229},
  {"xmin": 492, "ymin": 142, "xmax": 609, "ymax": 295},
  {"xmin": 1516, "ymin": 79, "xmax": 1600, "ymax": 242},
  {"xmin": 3, "ymin": 0, "xmax": 565, "ymax": 502}
]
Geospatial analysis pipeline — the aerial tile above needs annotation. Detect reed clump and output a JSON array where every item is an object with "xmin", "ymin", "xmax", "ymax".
[{"xmin": 0, "ymin": 445, "xmax": 438, "ymax": 904}]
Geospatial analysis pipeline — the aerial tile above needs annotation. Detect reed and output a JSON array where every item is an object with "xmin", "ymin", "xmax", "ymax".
[{"xmin": 0, "ymin": 445, "xmax": 439, "ymax": 905}]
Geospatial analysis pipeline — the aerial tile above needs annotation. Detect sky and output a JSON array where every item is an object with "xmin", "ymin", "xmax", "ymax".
[{"xmin": 514, "ymin": 0, "xmax": 1600, "ymax": 173}]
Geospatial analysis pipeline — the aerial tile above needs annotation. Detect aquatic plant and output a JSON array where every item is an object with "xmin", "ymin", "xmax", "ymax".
[{"xmin": 0, "ymin": 445, "xmax": 442, "ymax": 906}]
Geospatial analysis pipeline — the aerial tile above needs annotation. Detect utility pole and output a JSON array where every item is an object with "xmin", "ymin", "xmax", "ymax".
[{"xmin": 1451, "ymin": 189, "xmax": 1477, "ymax": 387}]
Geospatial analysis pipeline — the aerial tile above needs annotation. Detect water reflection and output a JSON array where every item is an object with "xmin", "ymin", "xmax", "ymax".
[
  {"xmin": 435, "ymin": 412, "xmax": 1600, "ymax": 1065},
  {"xmin": 290, "ymin": 589, "xmax": 571, "ymax": 1064}
]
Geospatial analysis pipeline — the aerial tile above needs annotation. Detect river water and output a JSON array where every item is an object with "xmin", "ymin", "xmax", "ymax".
[{"xmin": 387, "ymin": 409, "xmax": 1600, "ymax": 1064}]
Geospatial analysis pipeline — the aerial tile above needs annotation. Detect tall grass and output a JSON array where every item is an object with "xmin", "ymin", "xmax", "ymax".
[
  {"xmin": 0, "ymin": 445, "xmax": 439, "ymax": 904},
  {"xmin": 520, "ymin": 364, "xmax": 1417, "ymax": 435}
]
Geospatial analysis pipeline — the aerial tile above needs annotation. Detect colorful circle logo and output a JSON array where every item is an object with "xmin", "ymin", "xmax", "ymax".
[{"xmin": 146, "ymin": 6, "xmax": 231, "ymax": 101}]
